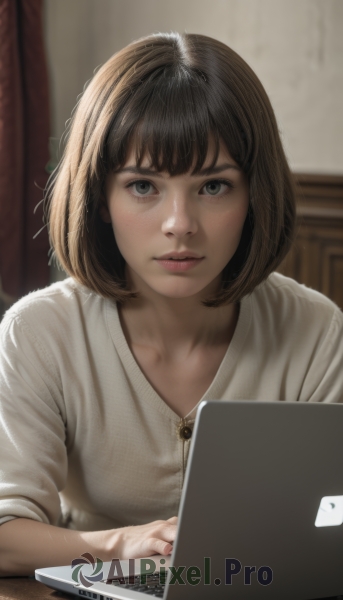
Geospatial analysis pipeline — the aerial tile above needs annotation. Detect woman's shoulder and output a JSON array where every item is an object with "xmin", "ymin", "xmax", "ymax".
[
  {"xmin": 0, "ymin": 277, "xmax": 110, "ymax": 341},
  {"xmin": 257, "ymin": 271, "xmax": 341, "ymax": 314},
  {"xmin": 250, "ymin": 271, "xmax": 343, "ymax": 339},
  {"xmin": 0, "ymin": 277, "xmax": 116, "ymax": 392}
]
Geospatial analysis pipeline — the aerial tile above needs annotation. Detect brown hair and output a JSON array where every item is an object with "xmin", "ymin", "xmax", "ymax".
[{"xmin": 44, "ymin": 32, "xmax": 296, "ymax": 307}]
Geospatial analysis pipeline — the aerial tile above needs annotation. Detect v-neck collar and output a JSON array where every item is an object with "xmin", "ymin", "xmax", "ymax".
[{"xmin": 105, "ymin": 295, "xmax": 252, "ymax": 424}]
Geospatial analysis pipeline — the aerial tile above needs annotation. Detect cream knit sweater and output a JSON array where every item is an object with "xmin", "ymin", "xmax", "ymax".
[{"xmin": 0, "ymin": 273, "xmax": 342, "ymax": 532}]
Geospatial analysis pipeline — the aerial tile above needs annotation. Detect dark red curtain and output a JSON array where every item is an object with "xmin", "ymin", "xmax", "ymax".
[{"xmin": 0, "ymin": 0, "xmax": 50, "ymax": 300}]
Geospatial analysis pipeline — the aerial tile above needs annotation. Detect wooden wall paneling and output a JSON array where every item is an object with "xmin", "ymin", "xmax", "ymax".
[
  {"xmin": 277, "ymin": 174, "xmax": 343, "ymax": 310},
  {"xmin": 321, "ymin": 245, "xmax": 343, "ymax": 309}
]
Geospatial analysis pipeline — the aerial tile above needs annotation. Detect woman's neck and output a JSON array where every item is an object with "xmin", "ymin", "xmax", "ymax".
[{"xmin": 118, "ymin": 283, "xmax": 239, "ymax": 358}]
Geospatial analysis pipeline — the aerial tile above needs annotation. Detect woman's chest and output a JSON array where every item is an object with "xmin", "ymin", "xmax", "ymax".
[
  {"xmin": 60, "ymin": 343, "xmax": 311, "ymax": 529},
  {"xmin": 130, "ymin": 343, "xmax": 231, "ymax": 418}
]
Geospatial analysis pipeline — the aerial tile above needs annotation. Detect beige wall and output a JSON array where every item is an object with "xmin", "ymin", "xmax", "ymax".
[{"xmin": 43, "ymin": 0, "xmax": 343, "ymax": 280}]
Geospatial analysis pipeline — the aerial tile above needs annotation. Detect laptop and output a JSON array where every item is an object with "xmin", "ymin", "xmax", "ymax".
[{"xmin": 36, "ymin": 400, "xmax": 343, "ymax": 599}]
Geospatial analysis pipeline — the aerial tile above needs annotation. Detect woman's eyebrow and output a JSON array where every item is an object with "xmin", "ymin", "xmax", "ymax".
[
  {"xmin": 116, "ymin": 163, "xmax": 241, "ymax": 177},
  {"xmin": 197, "ymin": 163, "xmax": 242, "ymax": 175}
]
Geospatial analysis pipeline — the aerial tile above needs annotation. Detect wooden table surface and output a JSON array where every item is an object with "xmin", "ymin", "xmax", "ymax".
[
  {"xmin": 0, "ymin": 577, "xmax": 73, "ymax": 600},
  {"xmin": 1, "ymin": 577, "xmax": 342, "ymax": 600}
]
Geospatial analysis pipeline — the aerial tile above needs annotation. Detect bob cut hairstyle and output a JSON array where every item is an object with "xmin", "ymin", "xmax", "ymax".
[{"xmin": 44, "ymin": 32, "xmax": 296, "ymax": 307}]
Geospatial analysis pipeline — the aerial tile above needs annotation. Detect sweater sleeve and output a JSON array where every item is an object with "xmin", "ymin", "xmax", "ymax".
[
  {"xmin": 299, "ymin": 307, "xmax": 343, "ymax": 403},
  {"xmin": 0, "ymin": 311, "xmax": 68, "ymax": 526}
]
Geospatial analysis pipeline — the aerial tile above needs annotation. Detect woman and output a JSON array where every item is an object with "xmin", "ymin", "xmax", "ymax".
[{"xmin": 0, "ymin": 32, "xmax": 342, "ymax": 576}]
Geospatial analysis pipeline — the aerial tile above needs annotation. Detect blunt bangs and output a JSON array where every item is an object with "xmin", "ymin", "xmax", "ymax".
[
  {"xmin": 104, "ymin": 64, "xmax": 249, "ymax": 177},
  {"xmin": 45, "ymin": 32, "xmax": 296, "ymax": 306}
]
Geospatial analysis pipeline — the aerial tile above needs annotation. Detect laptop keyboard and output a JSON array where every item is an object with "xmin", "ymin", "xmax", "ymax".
[
  {"xmin": 77, "ymin": 584, "xmax": 343, "ymax": 599},
  {"xmin": 77, "ymin": 578, "xmax": 343, "ymax": 600},
  {"xmin": 108, "ymin": 579, "xmax": 343, "ymax": 599},
  {"xmin": 109, "ymin": 573, "xmax": 165, "ymax": 597}
]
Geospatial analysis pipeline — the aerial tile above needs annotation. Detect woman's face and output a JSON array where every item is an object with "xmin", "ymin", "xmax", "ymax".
[{"xmin": 101, "ymin": 140, "xmax": 250, "ymax": 301}]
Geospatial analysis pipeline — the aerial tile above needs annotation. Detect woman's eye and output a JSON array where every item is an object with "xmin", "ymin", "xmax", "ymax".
[
  {"xmin": 128, "ymin": 180, "xmax": 155, "ymax": 196},
  {"xmin": 202, "ymin": 180, "xmax": 233, "ymax": 196}
]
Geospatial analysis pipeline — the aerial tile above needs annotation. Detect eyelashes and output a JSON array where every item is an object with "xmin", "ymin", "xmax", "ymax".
[
  {"xmin": 125, "ymin": 178, "xmax": 235, "ymax": 199},
  {"xmin": 202, "ymin": 179, "xmax": 235, "ymax": 196},
  {"xmin": 127, "ymin": 180, "xmax": 155, "ymax": 196}
]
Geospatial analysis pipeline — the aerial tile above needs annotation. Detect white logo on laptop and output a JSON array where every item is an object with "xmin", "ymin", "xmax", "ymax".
[{"xmin": 315, "ymin": 496, "xmax": 343, "ymax": 527}]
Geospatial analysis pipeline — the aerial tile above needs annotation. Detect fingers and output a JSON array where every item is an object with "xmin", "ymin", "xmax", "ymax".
[
  {"xmin": 167, "ymin": 516, "xmax": 178, "ymax": 524},
  {"xmin": 144, "ymin": 538, "xmax": 173, "ymax": 556},
  {"xmin": 140, "ymin": 517, "xmax": 176, "ymax": 556},
  {"xmin": 149, "ymin": 519, "xmax": 177, "ymax": 540},
  {"xmin": 148, "ymin": 521, "xmax": 176, "ymax": 547},
  {"xmin": 160, "ymin": 523, "xmax": 177, "ymax": 545},
  {"xmin": 112, "ymin": 517, "xmax": 179, "ymax": 559}
]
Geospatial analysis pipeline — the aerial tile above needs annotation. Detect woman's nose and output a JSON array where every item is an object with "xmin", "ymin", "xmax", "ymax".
[{"xmin": 161, "ymin": 196, "xmax": 198, "ymax": 239}]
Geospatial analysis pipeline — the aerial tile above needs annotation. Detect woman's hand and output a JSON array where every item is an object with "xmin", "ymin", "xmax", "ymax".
[
  {"xmin": 108, "ymin": 516, "xmax": 178, "ymax": 559},
  {"xmin": 0, "ymin": 517, "xmax": 178, "ymax": 576}
]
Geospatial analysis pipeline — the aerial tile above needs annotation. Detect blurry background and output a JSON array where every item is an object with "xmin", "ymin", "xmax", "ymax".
[{"xmin": 1, "ymin": 0, "xmax": 342, "ymax": 317}]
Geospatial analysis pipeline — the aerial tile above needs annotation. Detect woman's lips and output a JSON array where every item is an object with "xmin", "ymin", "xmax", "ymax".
[{"xmin": 155, "ymin": 258, "xmax": 204, "ymax": 272}]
